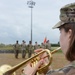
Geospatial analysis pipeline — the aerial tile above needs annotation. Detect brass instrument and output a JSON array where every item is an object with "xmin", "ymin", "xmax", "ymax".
[{"xmin": 0, "ymin": 47, "xmax": 61, "ymax": 75}]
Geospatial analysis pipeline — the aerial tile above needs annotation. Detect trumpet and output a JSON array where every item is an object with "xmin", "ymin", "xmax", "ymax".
[{"xmin": 0, "ymin": 47, "xmax": 61, "ymax": 75}]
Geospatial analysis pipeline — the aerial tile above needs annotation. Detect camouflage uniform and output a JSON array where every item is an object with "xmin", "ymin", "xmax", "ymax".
[
  {"xmin": 14, "ymin": 41, "xmax": 20, "ymax": 58},
  {"xmin": 53, "ymin": 3, "xmax": 75, "ymax": 29},
  {"xmin": 46, "ymin": 61, "xmax": 75, "ymax": 75},
  {"xmin": 40, "ymin": 43, "xmax": 45, "ymax": 49},
  {"xmin": 21, "ymin": 40, "xmax": 27, "ymax": 58},
  {"xmin": 27, "ymin": 41, "xmax": 33, "ymax": 58},
  {"xmin": 46, "ymin": 40, "xmax": 51, "ymax": 50},
  {"xmin": 34, "ymin": 42, "xmax": 39, "ymax": 50},
  {"xmin": 27, "ymin": 44, "xmax": 33, "ymax": 58}
]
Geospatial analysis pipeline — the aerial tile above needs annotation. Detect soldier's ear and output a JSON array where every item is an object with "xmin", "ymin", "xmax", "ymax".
[{"xmin": 68, "ymin": 29, "xmax": 72, "ymax": 39}]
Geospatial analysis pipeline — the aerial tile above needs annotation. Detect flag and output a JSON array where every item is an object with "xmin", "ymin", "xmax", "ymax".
[{"xmin": 43, "ymin": 37, "xmax": 47, "ymax": 43}]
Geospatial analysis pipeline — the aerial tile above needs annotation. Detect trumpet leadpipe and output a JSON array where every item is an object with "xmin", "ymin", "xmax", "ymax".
[{"xmin": 41, "ymin": 47, "xmax": 61, "ymax": 59}]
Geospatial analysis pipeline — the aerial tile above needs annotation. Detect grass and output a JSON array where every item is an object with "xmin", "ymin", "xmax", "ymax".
[
  {"xmin": 0, "ymin": 46, "xmax": 13, "ymax": 50},
  {"xmin": 0, "ymin": 52, "xmax": 69, "ymax": 75}
]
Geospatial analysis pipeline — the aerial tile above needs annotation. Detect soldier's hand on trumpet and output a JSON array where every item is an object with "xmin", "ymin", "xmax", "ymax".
[
  {"xmin": 34, "ymin": 49, "xmax": 50, "ymax": 66},
  {"xmin": 23, "ymin": 59, "xmax": 44, "ymax": 75},
  {"xmin": 22, "ymin": 49, "xmax": 51, "ymax": 75}
]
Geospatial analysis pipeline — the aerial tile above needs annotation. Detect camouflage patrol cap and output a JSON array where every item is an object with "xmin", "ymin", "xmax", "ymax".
[{"xmin": 53, "ymin": 3, "xmax": 75, "ymax": 29}]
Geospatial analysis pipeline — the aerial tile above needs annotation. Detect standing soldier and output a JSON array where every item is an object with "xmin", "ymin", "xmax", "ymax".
[
  {"xmin": 21, "ymin": 40, "xmax": 27, "ymax": 58},
  {"xmin": 27, "ymin": 41, "xmax": 33, "ymax": 58},
  {"xmin": 14, "ymin": 40, "xmax": 20, "ymax": 59},
  {"xmin": 34, "ymin": 42, "xmax": 39, "ymax": 50},
  {"xmin": 40, "ymin": 42, "xmax": 45, "ymax": 49},
  {"xmin": 46, "ymin": 40, "xmax": 51, "ymax": 50}
]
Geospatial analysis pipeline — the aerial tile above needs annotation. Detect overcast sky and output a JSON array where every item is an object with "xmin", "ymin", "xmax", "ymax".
[{"xmin": 0, "ymin": 0, "xmax": 75, "ymax": 44}]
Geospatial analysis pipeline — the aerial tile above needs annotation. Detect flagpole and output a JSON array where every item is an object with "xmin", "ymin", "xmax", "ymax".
[{"xmin": 27, "ymin": 0, "xmax": 36, "ymax": 44}]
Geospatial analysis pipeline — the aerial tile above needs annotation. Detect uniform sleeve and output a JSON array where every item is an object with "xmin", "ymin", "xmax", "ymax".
[
  {"xmin": 46, "ymin": 66, "xmax": 74, "ymax": 75},
  {"xmin": 46, "ymin": 69, "xmax": 65, "ymax": 75}
]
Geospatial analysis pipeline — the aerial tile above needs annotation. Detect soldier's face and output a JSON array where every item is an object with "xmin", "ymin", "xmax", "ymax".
[{"xmin": 59, "ymin": 28, "xmax": 71, "ymax": 55}]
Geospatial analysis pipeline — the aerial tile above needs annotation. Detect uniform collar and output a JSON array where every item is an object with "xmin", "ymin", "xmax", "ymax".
[
  {"xmin": 71, "ymin": 60, "xmax": 75, "ymax": 67},
  {"xmin": 67, "ymin": 60, "xmax": 75, "ymax": 67}
]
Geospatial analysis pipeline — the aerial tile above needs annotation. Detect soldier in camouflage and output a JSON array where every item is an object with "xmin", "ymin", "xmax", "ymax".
[
  {"xmin": 27, "ymin": 41, "xmax": 33, "ymax": 58},
  {"xmin": 40, "ymin": 42, "xmax": 45, "ymax": 49},
  {"xmin": 34, "ymin": 41, "xmax": 39, "ymax": 50},
  {"xmin": 22, "ymin": 3, "xmax": 75, "ymax": 75},
  {"xmin": 21, "ymin": 40, "xmax": 27, "ymax": 58},
  {"xmin": 46, "ymin": 40, "xmax": 51, "ymax": 50},
  {"xmin": 14, "ymin": 40, "xmax": 20, "ymax": 59}
]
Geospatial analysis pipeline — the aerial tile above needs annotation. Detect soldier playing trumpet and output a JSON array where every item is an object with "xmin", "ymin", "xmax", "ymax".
[{"xmin": 23, "ymin": 3, "xmax": 75, "ymax": 75}]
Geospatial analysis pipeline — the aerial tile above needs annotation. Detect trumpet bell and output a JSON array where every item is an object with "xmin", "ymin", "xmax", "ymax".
[
  {"xmin": 0, "ymin": 70, "xmax": 3, "ymax": 75},
  {"xmin": 0, "ymin": 65, "xmax": 16, "ymax": 75}
]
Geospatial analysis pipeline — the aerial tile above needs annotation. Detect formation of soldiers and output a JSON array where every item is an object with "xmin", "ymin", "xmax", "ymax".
[{"xmin": 14, "ymin": 40, "xmax": 51, "ymax": 59}]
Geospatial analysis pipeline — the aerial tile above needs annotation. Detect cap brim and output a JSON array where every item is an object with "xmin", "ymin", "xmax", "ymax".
[{"xmin": 52, "ymin": 21, "xmax": 65, "ymax": 29}]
